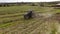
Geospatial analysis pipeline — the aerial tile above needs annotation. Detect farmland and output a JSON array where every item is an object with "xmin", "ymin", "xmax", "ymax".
[{"xmin": 0, "ymin": 5, "xmax": 60, "ymax": 34}]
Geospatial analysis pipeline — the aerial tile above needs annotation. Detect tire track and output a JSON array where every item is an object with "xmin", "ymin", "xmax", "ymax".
[
  {"xmin": 0, "ymin": 21, "xmax": 22, "ymax": 34},
  {"xmin": 0, "ymin": 13, "xmax": 24, "ymax": 18},
  {"xmin": 3, "ymin": 16, "xmax": 45, "ymax": 34},
  {"xmin": 7, "ymin": 18, "xmax": 41, "ymax": 34},
  {"xmin": 29, "ymin": 19, "xmax": 46, "ymax": 34},
  {"xmin": 0, "ymin": 10, "xmax": 54, "ymax": 34},
  {"xmin": 20, "ymin": 18, "xmax": 43, "ymax": 34},
  {"xmin": 19, "ymin": 18, "xmax": 47, "ymax": 34},
  {"xmin": 2, "ymin": 18, "xmax": 39, "ymax": 34}
]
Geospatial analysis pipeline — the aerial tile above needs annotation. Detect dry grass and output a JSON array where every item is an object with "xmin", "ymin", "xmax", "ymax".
[{"xmin": 0, "ymin": 6, "xmax": 60, "ymax": 34}]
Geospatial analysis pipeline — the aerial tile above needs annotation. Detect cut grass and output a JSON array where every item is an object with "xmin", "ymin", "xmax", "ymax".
[
  {"xmin": 0, "ymin": 16, "xmax": 35, "ymax": 28},
  {"xmin": 0, "ymin": 6, "xmax": 60, "ymax": 34},
  {"xmin": 0, "ymin": 6, "xmax": 53, "ymax": 15}
]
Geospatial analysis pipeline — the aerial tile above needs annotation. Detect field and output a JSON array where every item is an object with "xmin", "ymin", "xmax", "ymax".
[{"xmin": 0, "ymin": 5, "xmax": 60, "ymax": 34}]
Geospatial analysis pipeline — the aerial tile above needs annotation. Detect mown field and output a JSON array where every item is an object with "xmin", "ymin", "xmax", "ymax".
[{"xmin": 0, "ymin": 5, "xmax": 60, "ymax": 34}]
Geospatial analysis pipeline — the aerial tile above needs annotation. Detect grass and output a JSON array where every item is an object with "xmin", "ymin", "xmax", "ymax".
[
  {"xmin": 51, "ymin": 29, "xmax": 57, "ymax": 34},
  {"xmin": 0, "ymin": 6, "xmax": 52, "ymax": 15},
  {"xmin": 0, "ymin": 6, "xmax": 45, "ymax": 25},
  {"xmin": 0, "ymin": 6, "xmax": 59, "ymax": 27},
  {"xmin": 0, "ymin": 5, "xmax": 60, "ymax": 34},
  {"xmin": 0, "ymin": 6, "xmax": 40, "ymax": 14},
  {"xmin": 50, "ymin": 24, "xmax": 57, "ymax": 34}
]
